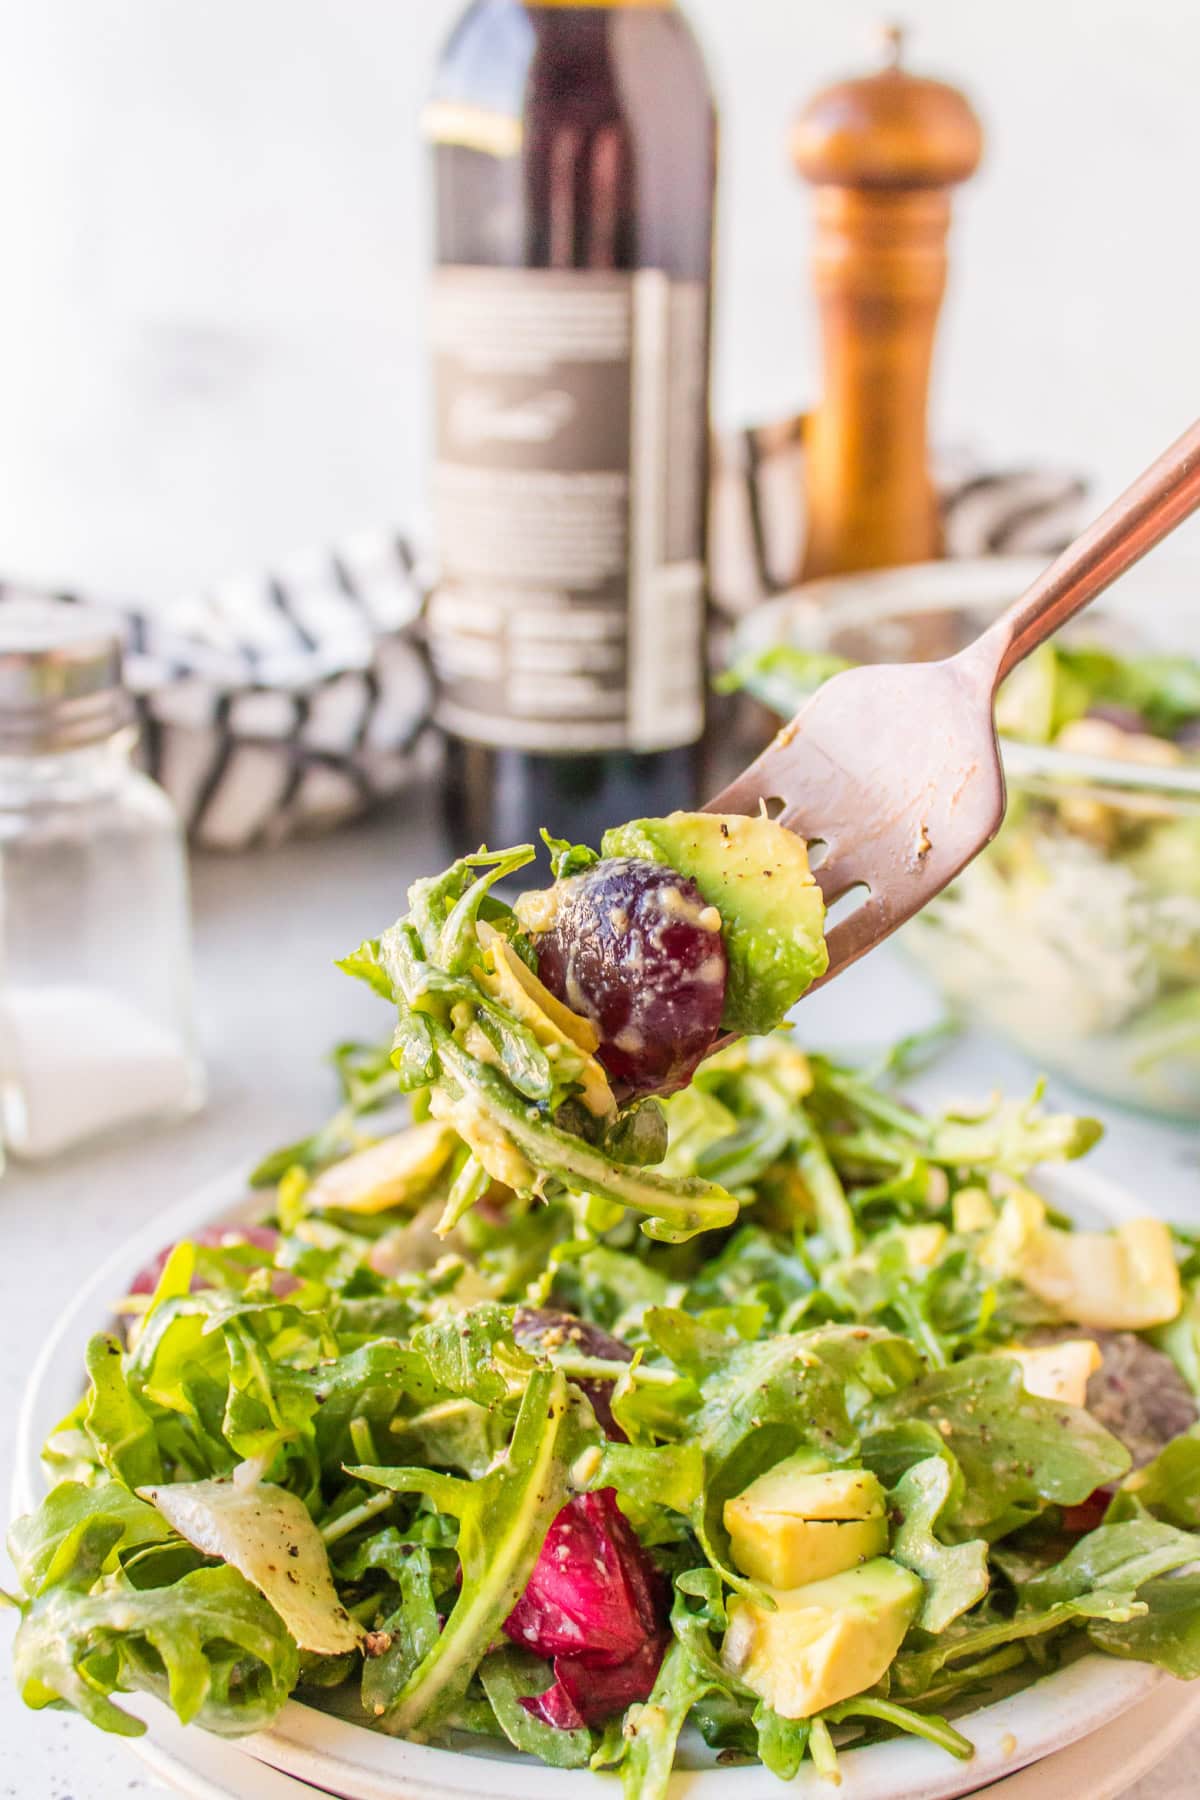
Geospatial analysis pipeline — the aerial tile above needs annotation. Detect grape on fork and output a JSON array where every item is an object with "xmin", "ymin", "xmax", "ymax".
[
  {"xmin": 531, "ymin": 858, "xmax": 728, "ymax": 1096},
  {"xmin": 529, "ymin": 421, "xmax": 1200, "ymax": 1098}
]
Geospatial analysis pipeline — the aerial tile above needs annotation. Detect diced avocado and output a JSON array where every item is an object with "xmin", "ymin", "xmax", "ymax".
[
  {"xmin": 306, "ymin": 1123, "xmax": 457, "ymax": 1215},
  {"xmin": 982, "ymin": 1190, "xmax": 1182, "ymax": 1331},
  {"xmin": 1003, "ymin": 1339, "xmax": 1102, "ymax": 1408},
  {"xmin": 732, "ymin": 1514, "xmax": 888, "ymax": 1590},
  {"xmin": 722, "ymin": 1558, "xmax": 922, "ymax": 1720},
  {"xmin": 900, "ymin": 1223, "xmax": 947, "ymax": 1269},
  {"xmin": 737, "ymin": 1460, "xmax": 884, "ymax": 1521},
  {"xmin": 952, "ymin": 1186, "xmax": 996, "ymax": 1233},
  {"xmin": 725, "ymin": 1455, "xmax": 888, "ymax": 1589},
  {"xmin": 600, "ymin": 811, "xmax": 828, "ymax": 1036}
]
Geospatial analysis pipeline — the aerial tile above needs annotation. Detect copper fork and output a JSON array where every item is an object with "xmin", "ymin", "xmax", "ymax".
[{"xmin": 705, "ymin": 417, "xmax": 1200, "ymax": 986}]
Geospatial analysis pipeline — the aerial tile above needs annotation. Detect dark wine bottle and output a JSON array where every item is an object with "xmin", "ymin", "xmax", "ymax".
[{"xmin": 426, "ymin": 0, "xmax": 717, "ymax": 850}]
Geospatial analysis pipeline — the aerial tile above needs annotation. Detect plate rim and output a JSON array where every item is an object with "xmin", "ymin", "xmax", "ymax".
[{"xmin": 10, "ymin": 1158, "xmax": 1167, "ymax": 1800}]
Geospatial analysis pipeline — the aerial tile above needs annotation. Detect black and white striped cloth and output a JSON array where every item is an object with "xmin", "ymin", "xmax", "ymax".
[
  {"xmin": 710, "ymin": 414, "xmax": 1089, "ymax": 611},
  {"xmin": 0, "ymin": 417, "xmax": 1087, "ymax": 851},
  {"xmin": 0, "ymin": 530, "xmax": 434, "ymax": 850}
]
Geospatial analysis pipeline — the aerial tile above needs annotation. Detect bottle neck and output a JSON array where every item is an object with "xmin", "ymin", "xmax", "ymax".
[{"xmin": 0, "ymin": 725, "xmax": 140, "ymax": 806}]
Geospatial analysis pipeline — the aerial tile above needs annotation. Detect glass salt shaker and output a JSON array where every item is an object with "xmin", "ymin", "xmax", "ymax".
[{"xmin": 0, "ymin": 603, "xmax": 205, "ymax": 1161}]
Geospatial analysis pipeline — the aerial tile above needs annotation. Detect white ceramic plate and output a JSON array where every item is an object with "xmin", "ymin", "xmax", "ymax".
[
  {"xmin": 131, "ymin": 1674, "xmax": 1200, "ymax": 1800},
  {"xmin": 10, "ymin": 1162, "xmax": 1169, "ymax": 1800}
]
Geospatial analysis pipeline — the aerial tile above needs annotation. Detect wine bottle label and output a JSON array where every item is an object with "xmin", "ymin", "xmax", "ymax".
[{"xmin": 428, "ymin": 265, "xmax": 708, "ymax": 754}]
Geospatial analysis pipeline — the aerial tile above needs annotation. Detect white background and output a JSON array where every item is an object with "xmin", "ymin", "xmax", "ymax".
[{"xmin": 1, "ymin": 0, "xmax": 1198, "ymax": 603}]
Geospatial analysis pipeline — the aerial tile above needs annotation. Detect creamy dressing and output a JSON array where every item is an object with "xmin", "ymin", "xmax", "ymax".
[
  {"xmin": 513, "ymin": 883, "xmax": 567, "ymax": 935},
  {"xmin": 654, "ymin": 883, "xmax": 710, "ymax": 927}
]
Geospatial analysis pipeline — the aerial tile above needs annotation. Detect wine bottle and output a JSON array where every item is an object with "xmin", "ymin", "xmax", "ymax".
[{"xmin": 426, "ymin": 0, "xmax": 717, "ymax": 849}]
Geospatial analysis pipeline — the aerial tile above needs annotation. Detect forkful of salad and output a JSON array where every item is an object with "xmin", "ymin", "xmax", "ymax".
[
  {"xmin": 508, "ymin": 417, "xmax": 1200, "ymax": 1086},
  {"xmin": 362, "ymin": 417, "xmax": 1200, "ymax": 1242}
]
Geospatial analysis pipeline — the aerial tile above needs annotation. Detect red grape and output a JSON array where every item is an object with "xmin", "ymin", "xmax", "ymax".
[
  {"xmin": 533, "ymin": 859, "xmax": 727, "ymax": 1095},
  {"xmin": 513, "ymin": 1307, "xmax": 632, "ymax": 1438}
]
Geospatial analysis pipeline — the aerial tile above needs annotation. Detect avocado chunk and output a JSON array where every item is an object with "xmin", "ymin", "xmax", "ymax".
[
  {"xmin": 600, "ymin": 811, "xmax": 828, "ymax": 1036},
  {"xmin": 1002, "ymin": 1339, "xmax": 1102, "ymax": 1408},
  {"xmin": 305, "ymin": 1123, "xmax": 457, "ymax": 1215},
  {"xmin": 722, "ymin": 1558, "xmax": 922, "ymax": 1720},
  {"xmin": 725, "ymin": 1454, "xmax": 888, "ymax": 1588},
  {"xmin": 952, "ymin": 1186, "xmax": 996, "ymax": 1233},
  {"xmin": 982, "ymin": 1190, "xmax": 1182, "ymax": 1331}
]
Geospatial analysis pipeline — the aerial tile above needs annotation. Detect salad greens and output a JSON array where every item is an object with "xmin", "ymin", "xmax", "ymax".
[
  {"xmin": 8, "ymin": 838, "xmax": 1200, "ymax": 1795},
  {"xmin": 726, "ymin": 637, "xmax": 1200, "ymax": 1120}
]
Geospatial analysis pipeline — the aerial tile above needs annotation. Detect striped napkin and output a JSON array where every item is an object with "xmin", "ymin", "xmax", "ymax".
[
  {"xmin": 0, "ymin": 421, "xmax": 1086, "ymax": 851},
  {"xmin": 0, "ymin": 531, "xmax": 433, "ymax": 850}
]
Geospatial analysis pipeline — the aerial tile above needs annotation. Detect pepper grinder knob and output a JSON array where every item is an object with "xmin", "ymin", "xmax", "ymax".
[{"xmin": 791, "ymin": 25, "xmax": 983, "ymax": 578}]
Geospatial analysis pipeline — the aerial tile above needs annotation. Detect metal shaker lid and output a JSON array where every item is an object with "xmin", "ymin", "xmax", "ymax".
[{"xmin": 0, "ymin": 601, "xmax": 134, "ymax": 752}]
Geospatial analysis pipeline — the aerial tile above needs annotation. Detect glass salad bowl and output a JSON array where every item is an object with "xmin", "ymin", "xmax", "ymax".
[{"xmin": 728, "ymin": 558, "xmax": 1200, "ymax": 1123}]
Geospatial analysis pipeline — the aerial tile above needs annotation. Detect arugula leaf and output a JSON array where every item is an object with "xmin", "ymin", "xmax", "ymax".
[
  {"xmin": 479, "ymin": 1645, "xmax": 592, "ymax": 1768},
  {"xmin": 617, "ymin": 1639, "xmax": 728, "ymax": 1800},
  {"xmin": 1109, "ymin": 1427, "xmax": 1200, "ymax": 1530},
  {"xmin": 81, "ymin": 1334, "xmax": 163, "ymax": 1488},
  {"xmin": 1089, "ymin": 1573, "xmax": 1200, "ymax": 1677},
  {"xmin": 891, "ymin": 1590, "xmax": 1144, "ymax": 1699},
  {"xmin": 422, "ymin": 1032, "xmax": 739, "ymax": 1245},
  {"xmin": 360, "ymin": 1544, "xmax": 443, "ymax": 1723},
  {"xmin": 337, "ymin": 940, "xmax": 397, "ymax": 1001},
  {"xmin": 754, "ymin": 1704, "xmax": 810, "ymax": 1778},
  {"xmin": 409, "ymin": 1304, "xmax": 533, "ymax": 1404},
  {"xmin": 540, "ymin": 830, "xmax": 600, "ymax": 882},
  {"xmin": 552, "ymin": 1244, "xmax": 673, "ymax": 1336},
  {"xmin": 862, "ymin": 1355, "xmax": 1130, "ymax": 1537},
  {"xmin": 7, "ymin": 1482, "xmax": 172, "ymax": 1599},
  {"xmin": 577, "ymin": 1440, "xmax": 705, "ymax": 1520},
  {"xmin": 347, "ymin": 1367, "xmax": 577, "ymax": 1734},
  {"xmin": 822, "ymin": 1696, "xmax": 973, "ymax": 1762},
  {"xmin": 922, "ymin": 1087, "xmax": 1103, "ymax": 1172},
  {"xmin": 890, "ymin": 1457, "xmax": 990, "ymax": 1631},
  {"xmin": 1020, "ymin": 1518, "xmax": 1200, "ymax": 1610},
  {"xmin": 808, "ymin": 1059, "xmax": 1101, "ymax": 1181},
  {"xmin": 12, "ymin": 1562, "xmax": 298, "ymax": 1737},
  {"xmin": 683, "ymin": 1225, "xmax": 813, "ymax": 1326}
]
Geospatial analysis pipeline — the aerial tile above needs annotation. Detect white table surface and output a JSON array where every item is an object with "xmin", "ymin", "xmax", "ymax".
[{"xmin": 2, "ymin": 788, "xmax": 1198, "ymax": 1800}]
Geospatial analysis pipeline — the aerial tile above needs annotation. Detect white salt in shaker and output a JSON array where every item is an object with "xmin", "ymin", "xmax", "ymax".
[{"xmin": 0, "ymin": 603, "xmax": 205, "ymax": 1161}]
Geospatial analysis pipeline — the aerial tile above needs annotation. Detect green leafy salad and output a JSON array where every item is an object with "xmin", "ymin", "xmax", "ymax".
[
  {"xmin": 726, "ymin": 637, "xmax": 1200, "ymax": 1120},
  {"xmin": 8, "ymin": 816, "xmax": 1200, "ymax": 1795}
]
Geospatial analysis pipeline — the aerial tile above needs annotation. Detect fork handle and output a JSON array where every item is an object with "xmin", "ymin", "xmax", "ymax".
[{"xmin": 978, "ymin": 415, "xmax": 1200, "ymax": 685}]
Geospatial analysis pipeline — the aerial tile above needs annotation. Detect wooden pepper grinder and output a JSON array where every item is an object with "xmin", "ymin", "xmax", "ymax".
[{"xmin": 793, "ymin": 25, "xmax": 983, "ymax": 579}]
